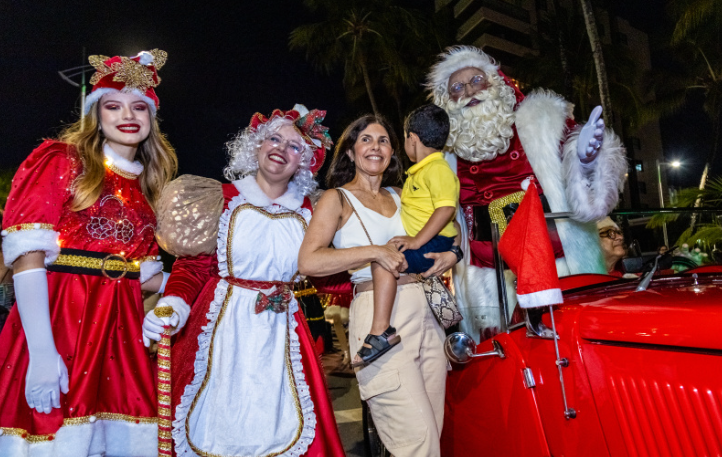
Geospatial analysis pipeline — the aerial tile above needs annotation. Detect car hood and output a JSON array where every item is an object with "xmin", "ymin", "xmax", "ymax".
[{"xmin": 564, "ymin": 275, "xmax": 722, "ymax": 352}]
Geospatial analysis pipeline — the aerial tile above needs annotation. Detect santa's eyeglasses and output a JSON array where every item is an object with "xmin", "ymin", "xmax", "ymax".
[{"xmin": 449, "ymin": 74, "xmax": 489, "ymax": 100}]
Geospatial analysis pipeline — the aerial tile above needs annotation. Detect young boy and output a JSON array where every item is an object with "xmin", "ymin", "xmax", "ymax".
[{"xmin": 354, "ymin": 104, "xmax": 460, "ymax": 367}]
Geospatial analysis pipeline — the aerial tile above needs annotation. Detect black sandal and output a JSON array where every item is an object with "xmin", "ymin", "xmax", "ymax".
[{"xmin": 351, "ymin": 326, "xmax": 401, "ymax": 368}]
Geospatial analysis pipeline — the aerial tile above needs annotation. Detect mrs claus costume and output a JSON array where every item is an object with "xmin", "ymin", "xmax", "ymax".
[{"xmin": 152, "ymin": 107, "xmax": 344, "ymax": 456}]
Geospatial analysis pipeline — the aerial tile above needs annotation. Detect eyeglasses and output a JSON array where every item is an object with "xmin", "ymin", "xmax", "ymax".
[
  {"xmin": 266, "ymin": 134, "xmax": 305, "ymax": 155},
  {"xmin": 449, "ymin": 74, "xmax": 489, "ymax": 100},
  {"xmin": 599, "ymin": 228, "xmax": 624, "ymax": 240}
]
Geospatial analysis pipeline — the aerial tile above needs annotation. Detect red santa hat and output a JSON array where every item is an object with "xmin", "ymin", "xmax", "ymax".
[
  {"xmin": 249, "ymin": 104, "xmax": 333, "ymax": 175},
  {"xmin": 426, "ymin": 45, "xmax": 525, "ymax": 105},
  {"xmin": 498, "ymin": 181, "xmax": 563, "ymax": 308},
  {"xmin": 84, "ymin": 49, "xmax": 167, "ymax": 115}
]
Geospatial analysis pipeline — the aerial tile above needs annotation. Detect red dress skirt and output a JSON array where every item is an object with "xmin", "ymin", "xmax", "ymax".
[{"xmin": 0, "ymin": 141, "xmax": 161, "ymax": 456}]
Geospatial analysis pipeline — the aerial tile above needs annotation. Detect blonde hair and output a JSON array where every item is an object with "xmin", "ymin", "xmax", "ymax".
[{"xmin": 59, "ymin": 103, "xmax": 178, "ymax": 211}]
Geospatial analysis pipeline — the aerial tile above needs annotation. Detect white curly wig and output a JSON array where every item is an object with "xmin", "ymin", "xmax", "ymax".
[{"xmin": 223, "ymin": 116, "xmax": 317, "ymax": 196}]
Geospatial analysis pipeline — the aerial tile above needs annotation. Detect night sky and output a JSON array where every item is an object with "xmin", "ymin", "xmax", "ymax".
[{"xmin": 1, "ymin": 0, "xmax": 713, "ymax": 188}]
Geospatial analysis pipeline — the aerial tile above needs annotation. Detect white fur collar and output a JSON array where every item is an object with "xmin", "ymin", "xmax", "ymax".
[
  {"xmin": 232, "ymin": 175, "xmax": 303, "ymax": 210},
  {"xmin": 103, "ymin": 144, "xmax": 144, "ymax": 176}
]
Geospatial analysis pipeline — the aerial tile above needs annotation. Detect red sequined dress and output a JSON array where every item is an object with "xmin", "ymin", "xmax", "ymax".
[{"xmin": 0, "ymin": 140, "xmax": 163, "ymax": 457}]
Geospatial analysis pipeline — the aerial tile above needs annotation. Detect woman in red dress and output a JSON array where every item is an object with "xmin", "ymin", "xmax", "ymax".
[
  {"xmin": 143, "ymin": 105, "xmax": 344, "ymax": 456},
  {"xmin": 0, "ymin": 49, "xmax": 177, "ymax": 456}
]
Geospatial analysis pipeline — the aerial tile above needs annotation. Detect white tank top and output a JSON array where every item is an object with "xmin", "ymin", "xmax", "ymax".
[{"xmin": 332, "ymin": 188, "xmax": 406, "ymax": 283}]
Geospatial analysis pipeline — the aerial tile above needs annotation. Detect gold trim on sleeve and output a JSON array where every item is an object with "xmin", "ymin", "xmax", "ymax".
[
  {"xmin": 2, "ymin": 223, "xmax": 55, "ymax": 234},
  {"xmin": 488, "ymin": 191, "xmax": 525, "ymax": 236}
]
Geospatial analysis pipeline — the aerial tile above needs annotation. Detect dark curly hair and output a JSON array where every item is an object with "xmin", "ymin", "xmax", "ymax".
[{"xmin": 326, "ymin": 114, "xmax": 403, "ymax": 189}]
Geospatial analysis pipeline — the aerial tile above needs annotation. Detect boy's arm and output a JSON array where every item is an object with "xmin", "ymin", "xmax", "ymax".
[{"xmin": 391, "ymin": 205, "xmax": 455, "ymax": 252}]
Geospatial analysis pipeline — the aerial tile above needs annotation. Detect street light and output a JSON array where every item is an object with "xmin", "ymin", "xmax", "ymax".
[
  {"xmin": 58, "ymin": 48, "xmax": 93, "ymax": 121},
  {"xmin": 656, "ymin": 159, "xmax": 682, "ymax": 248}
]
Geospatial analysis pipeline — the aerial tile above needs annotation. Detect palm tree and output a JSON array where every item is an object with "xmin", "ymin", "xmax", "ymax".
[
  {"xmin": 0, "ymin": 169, "xmax": 15, "ymax": 217},
  {"xmin": 647, "ymin": 0, "xmax": 721, "ymax": 223},
  {"xmin": 648, "ymin": 177, "xmax": 722, "ymax": 252},
  {"xmin": 289, "ymin": 0, "xmax": 427, "ymax": 117},
  {"xmin": 579, "ymin": 0, "xmax": 613, "ymax": 118}
]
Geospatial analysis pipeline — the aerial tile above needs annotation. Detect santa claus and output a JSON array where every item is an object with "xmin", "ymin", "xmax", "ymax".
[{"xmin": 427, "ymin": 45, "xmax": 627, "ymax": 342}]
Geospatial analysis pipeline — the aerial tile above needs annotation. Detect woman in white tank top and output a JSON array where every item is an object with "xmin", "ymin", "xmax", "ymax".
[{"xmin": 299, "ymin": 115, "xmax": 457, "ymax": 457}]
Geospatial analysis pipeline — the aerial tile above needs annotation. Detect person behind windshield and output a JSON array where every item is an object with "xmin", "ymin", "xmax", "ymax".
[{"xmin": 598, "ymin": 217, "xmax": 626, "ymax": 276}]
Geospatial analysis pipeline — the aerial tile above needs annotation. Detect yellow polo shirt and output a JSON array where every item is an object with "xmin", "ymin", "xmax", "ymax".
[{"xmin": 400, "ymin": 152, "xmax": 459, "ymax": 238}]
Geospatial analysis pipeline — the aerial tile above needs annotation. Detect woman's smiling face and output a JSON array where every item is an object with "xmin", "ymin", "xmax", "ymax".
[
  {"xmin": 256, "ymin": 123, "xmax": 305, "ymax": 184},
  {"xmin": 99, "ymin": 92, "xmax": 152, "ymax": 151},
  {"xmin": 349, "ymin": 123, "xmax": 393, "ymax": 177}
]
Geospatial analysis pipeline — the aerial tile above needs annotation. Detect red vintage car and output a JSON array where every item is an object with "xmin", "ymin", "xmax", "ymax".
[{"xmin": 441, "ymin": 241, "xmax": 722, "ymax": 456}]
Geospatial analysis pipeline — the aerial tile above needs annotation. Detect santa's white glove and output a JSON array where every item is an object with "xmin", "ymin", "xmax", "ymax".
[
  {"xmin": 142, "ymin": 296, "xmax": 190, "ymax": 347},
  {"xmin": 577, "ymin": 105, "xmax": 605, "ymax": 165},
  {"xmin": 14, "ymin": 268, "xmax": 70, "ymax": 414}
]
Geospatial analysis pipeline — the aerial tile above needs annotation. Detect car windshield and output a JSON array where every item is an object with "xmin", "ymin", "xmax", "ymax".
[
  {"xmin": 612, "ymin": 208, "xmax": 722, "ymax": 275},
  {"xmin": 476, "ymin": 208, "xmax": 722, "ymax": 343}
]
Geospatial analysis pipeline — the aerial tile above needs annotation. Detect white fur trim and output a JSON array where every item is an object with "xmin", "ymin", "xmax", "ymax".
[
  {"xmin": 0, "ymin": 418, "xmax": 157, "ymax": 457},
  {"xmin": 452, "ymin": 259, "xmax": 570, "ymax": 343},
  {"xmin": 139, "ymin": 260, "xmax": 163, "ymax": 283},
  {"xmin": 157, "ymin": 294, "xmax": 189, "ymax": 310},
  {"xmin": 563, "ymin": 126, "xmax": 627, "ymax": 222},
  {"xmin": 84, "ymin": 88, "xmax": 157, "ymax": 115},
  {"xmin": 2, "ymin": 229, "xmax": 60, "ymax": 267},
  {"xmin": 426, "ymin": 45, "xmax": 499, "ymax": 94},
  {"xmin": 515, "ymin": 90, "xmax": 573, "ymax": 214},
  {"xmin": 292, "ymin": 104, "xmax": 309, "ymax": 116},
  {"xmin": 517, "ymin": 288, "xmax": 563, "ymax": 308},
  {"xmin": 232, "ymin": 176, "xmax": 304, "ymax": 211},
  {"xmin": 103, "ymin": 144, "xmax": 144, "ymax": 176},
  {"xmin": 515, "ymin": 90, "xmax": 606, "ymax": 275},
  {"xmin": 136, "ymin": 51, "xmax": 154, "ymax": 65}
]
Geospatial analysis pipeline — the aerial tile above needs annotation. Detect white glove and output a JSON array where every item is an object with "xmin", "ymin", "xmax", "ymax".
[
  {"xmin": 142, "ymin": 296, "xmax": 190, "ymax": 347},
  {"xmin": 14, "ymin": 268, "xmax": 69, "ymax": 414},
  {"xmin": 577, "ymin": 105, "xmax": 605, "ymax": 165}
]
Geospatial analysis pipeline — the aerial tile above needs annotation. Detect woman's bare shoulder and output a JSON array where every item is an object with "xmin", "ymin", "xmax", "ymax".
[{"xmin": 315, "ymin": 188, "xmax": 343, "ymax": 213}]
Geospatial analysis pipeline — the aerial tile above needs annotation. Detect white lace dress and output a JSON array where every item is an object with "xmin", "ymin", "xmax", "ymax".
[{"xmin": 170, "ymin": 177, "xmax": 316, "ymax": 457}]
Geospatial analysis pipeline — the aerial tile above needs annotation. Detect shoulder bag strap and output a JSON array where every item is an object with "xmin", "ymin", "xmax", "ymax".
[{"xmin": 336, "ymin": 188, "xmax": 374, "ymax": 246}]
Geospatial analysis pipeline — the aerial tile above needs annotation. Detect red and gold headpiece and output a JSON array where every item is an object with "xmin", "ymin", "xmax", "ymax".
[
  {"xmin": 84, "ymin": 49, "xmax": 167, "ymax": 114},
  {"xmin": 250, "ymin": 104, "xmax": 332, "ymax": 174}
]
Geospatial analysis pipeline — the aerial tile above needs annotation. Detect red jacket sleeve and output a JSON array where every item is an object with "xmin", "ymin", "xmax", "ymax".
[
  {"xmin": 163, "ymin": 254, "xmax": 216, "ymax": 306},
  {"xmin": 1, "ymin": 140, "xmax": 77, "ymax": 265}
]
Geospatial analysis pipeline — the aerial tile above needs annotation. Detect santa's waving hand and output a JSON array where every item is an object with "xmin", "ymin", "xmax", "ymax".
[{"xmin": 426, "ymin": 46, "xmax": 627, "ymax": 342}]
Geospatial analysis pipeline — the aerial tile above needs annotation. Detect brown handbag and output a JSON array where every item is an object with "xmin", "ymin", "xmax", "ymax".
[{"xmin": 336, "ymin": 189, "xmax": 462, "ymax": 329}]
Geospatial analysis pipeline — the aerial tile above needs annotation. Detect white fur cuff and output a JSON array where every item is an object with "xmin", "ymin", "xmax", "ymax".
[
  {"xmin": 140, "ymin": 260, "xmax": 163, "ymax": 283},
  {"xmin": 157, "ymin": 294, "xmax": 189, "ymax": 310},
  {"xmin": 563, "ymin": 126, "xmax": 627, "ymax": 222},
  {"xmin": 1, "ymin": 229, "xmax": 60, "ymax": 267}
]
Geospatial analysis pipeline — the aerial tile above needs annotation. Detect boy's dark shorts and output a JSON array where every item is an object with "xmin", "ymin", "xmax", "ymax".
[{"xmin": 404, "ymin": 235, "xmax": 455, "ymax": 274}]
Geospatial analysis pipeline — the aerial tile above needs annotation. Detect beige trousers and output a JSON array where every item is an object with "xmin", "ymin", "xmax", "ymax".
[{"xmin": 350, "ymin": 283, "xmax": 447, "ymax": 457}]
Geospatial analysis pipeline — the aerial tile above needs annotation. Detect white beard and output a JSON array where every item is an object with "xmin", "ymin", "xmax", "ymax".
[{"xmin": 443, "ymin": 77, "xmax": 517, "ymax": 163}]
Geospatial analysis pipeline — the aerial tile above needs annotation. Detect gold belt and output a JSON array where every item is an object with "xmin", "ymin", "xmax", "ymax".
[{"xmin": 48, "ymin": 248, "xmax": 146, "ymax": 280}]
